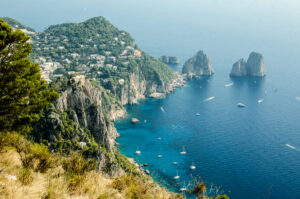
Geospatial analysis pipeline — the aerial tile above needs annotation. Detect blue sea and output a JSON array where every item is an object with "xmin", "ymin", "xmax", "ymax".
[{"xmin": 2, "ymin": 0, "xmax": 300, "ymax": 198}]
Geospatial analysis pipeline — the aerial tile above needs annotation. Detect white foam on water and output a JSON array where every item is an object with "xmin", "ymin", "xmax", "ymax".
[
  {"xmin": 225, "ymin": 82, "xmax": 233, "ymax": 87},
  {"xmin": 203, "ymin": 96, "xmax": 215, "ymax": 102},
  {"xmin": 286, "ymin": 144, "xmax": 297, "ymax": 150}
]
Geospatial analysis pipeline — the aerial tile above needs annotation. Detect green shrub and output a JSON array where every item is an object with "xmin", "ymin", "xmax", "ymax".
[
  {"xmin": 216, "ymin": 195, "xmax": 230, "ymax": 199},
  {"xmin": 62, "ymin": 152, "xmax": 96, "ymax": 176},
  {"xmin": 190, "ymin": 181, "xmax": 207, "ymax": 194},
  {"xmin": 18, "ymin": 168, "xmax": 33, "ymax": 185},
  {"xmin": 30, "ymin": 143, "xmax": 56, "ymax": 173}
]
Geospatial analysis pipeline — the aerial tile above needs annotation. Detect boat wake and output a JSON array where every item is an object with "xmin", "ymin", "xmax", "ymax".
[
  {"xmin": 286, "ymin": 144, "xmax": 299, "ymax": 151},
  {"xmin": 203, "ymin": 96, "xmax": 215, "ymax": 102},
  {"xmin": 225, "ymin": 82, "xmax": 234, "ymax": 87}
]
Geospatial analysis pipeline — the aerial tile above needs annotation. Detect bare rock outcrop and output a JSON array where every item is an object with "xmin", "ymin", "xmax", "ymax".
[
  {"xmin": 230, "ymin": 52, "xmax": 266, "ymax": 77},
  {"xmin": 182, "ymin": 50, "xmax": 214, "ymax": 78}
]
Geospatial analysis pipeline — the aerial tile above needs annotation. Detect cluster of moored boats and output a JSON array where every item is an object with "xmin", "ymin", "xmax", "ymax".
[{"xmin": 135, "ymin": 143, "xmax": 196, "ymax": 191}]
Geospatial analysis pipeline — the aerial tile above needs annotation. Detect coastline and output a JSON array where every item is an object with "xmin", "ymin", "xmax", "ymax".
[{"xmin": 111, "ymin": 73, "xmax": 186, "ymax": 183}]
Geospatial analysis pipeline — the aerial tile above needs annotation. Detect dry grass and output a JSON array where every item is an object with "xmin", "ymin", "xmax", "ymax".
[{"xmin": 0, "ymin": 148, "xmax": 182, "ymax": 199}]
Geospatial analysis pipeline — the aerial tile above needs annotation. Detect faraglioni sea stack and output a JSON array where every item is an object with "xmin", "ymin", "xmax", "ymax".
[
  {"xmin": 230, "ymin": 52, "xmax": 266, "ymax": 77},
  {"xmin": 182, "ymin": 50, "xmax": 214, "ymax": 78}
]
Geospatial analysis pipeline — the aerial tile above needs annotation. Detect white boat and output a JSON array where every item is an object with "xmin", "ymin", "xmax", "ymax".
[
  {"xmin": 157, "ymin": 137, "xmax": 162, "ymax": 140},
  {"xmin": 157, "ymin": 155, "xmax": 162, "ymax": 158},
  {"xmin": 160, "ymin": 106, "xmax": 165, "ymax": 112},
  {"xmin": 174, "ymin": 171, "xmax": 180, "ymax": 180},
  {"xmin": 236, "ymin": 103, "xmax": 246, "ymax": 108},
  {"xmin": 135, "ymin": 147, "xmax": 141, "ymax": 155},
  {"xmin": 225, "ymin": 82, "xmax": 233, "ymax": 87},
  {"xmin": 203, "ymin": 96, "xmax": 215, "ymax": 102},
  {"xmin": 180, "ymin": 146, "xmax": 186, "ymax": 155},
  {"xmin": 173, "ymin": 162, "xmax": 178, "ymax": 165},
  {"xmin": 258, "ymin": 99, "xmax": 264, "ymax": 104},
  {"xmin": 179, "ymin": 187, "xmax": 187, "ymax": 192},
  {"xmin": 296, "ymin": 97, "xmax": 300, "ymax": 101},
  {"xmin": 196, "ymin": 113, "xmax": 200, "ymax": 116},
  {"xmin": 190, "ymin": 162, "xmax": 196, "ymax": 170}
]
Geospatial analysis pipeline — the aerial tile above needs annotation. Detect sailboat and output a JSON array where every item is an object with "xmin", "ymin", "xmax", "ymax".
[
  {"xmin": 190, "ymin": 162, "xmax": 196, "ymax": 170},
  {"xmin": 135, "ymin": 147, "xmax": 141, "ymax": 155},
  {"xmin": 180, "ymin": 146, "xmax": 186, "ymax": 155},
  {"xmin": 174, "ymin": 170, "xmax": 180, "ymax": 179}
]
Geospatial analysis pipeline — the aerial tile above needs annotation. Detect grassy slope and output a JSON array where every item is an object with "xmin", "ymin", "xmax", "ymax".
[{"xmin": 0, "ymin": 132, "xmax": 183, "ymax": 199}]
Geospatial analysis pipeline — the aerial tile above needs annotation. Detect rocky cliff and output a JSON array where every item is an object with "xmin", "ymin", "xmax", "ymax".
[
  {"xmin": 230, "ymin": 52, "xmax": 266, "ymax": 77},
  {"xmin": 230, "ymin": 59, "xmax": 247, "ymax": 77},
  {"xmin": 182, "ymin": 50, "xmax": 214, "ymax": 78},
  {"xmin": 32, "ymin": 75, "xmax": 128, "ymax": 176}
]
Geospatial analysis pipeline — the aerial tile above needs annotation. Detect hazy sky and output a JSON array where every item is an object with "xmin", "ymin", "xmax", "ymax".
[{"xmin": 1, "ymin": 0, "xmax": 300, "ymax": 69}]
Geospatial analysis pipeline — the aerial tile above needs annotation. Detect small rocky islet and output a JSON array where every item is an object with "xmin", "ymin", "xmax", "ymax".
[
  {"xmin": 182, "ymin": 50, "xmax": 266, "ymax": 78},
  {"xmin": 159, "ymin": 56, "xmax": 180, "ymax": 65},
  {"xmin": 182, "ymin": 50, "xmax": 214, "ymax": 78},
  {"xmin": 230, "ymin": 52, "xmax": 266, "ymax": 77}
]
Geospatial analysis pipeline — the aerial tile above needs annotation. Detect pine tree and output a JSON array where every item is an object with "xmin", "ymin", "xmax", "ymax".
[{"xmin": 0, "ymin": 18, "xmax": 58, "ymax": 132}]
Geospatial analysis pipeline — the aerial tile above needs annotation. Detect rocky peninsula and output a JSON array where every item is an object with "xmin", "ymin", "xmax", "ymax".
[
  {"xmin": 230, "ymin": 52, "xmax": 266, "ymax": 77},
  {"xmin": 182, "ymin": 50, "xmax": 214, "ymax": 78}
]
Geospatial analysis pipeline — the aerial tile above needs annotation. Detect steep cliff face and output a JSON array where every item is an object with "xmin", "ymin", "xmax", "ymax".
[
  {"xmin": 32, "ymin": 76, "xmax": 129, "ymax": 176},
  {"xmin": 182, "ymin": 50, "xmax": 214, "ymax": 78},
  {"xmin": 230, "ymin": 52, "xmax": 266, "ymax": 77},
  {"xmin": 116, "ymin": 72, "xmax": 185, "ymax": 105},
  {"xmin": 230, "ymin": 59, "xmax": 247, "ymax": 77},
  {"xmin": 55, "ymin": 75, "xmax": 125, "ymax": 150},
  {"xmin": 246, "ymin": 52, "xmax": 266, "ymax": 76}
]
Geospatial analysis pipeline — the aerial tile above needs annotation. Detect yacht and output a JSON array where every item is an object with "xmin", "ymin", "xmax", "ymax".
[
  {"xmin": 180, "ymin": 146, "xmax": 186, "ymax": 155},
  {"xmin": 190, "ymin": 162, "xmax": 196, "ymax": 170},
  {"xmin": 135, "ymin": 147, "xmax": 141, "ymax": 155},
  {"xmin": 174, "ymin": 170, "xmax": 180, "ymax": 179},
  {"xmin": 179, "ymin": 187, "xmax": 187, "ymax": 192},
  {"xmin": 237, "ymin": 103, "xmax": 246, "ymax": 108}
]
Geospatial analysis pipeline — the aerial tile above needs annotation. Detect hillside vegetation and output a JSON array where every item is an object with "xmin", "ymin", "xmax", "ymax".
[{"xmin": 0, "ymin": 17, "xmax": 229, "ymax": 199}]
